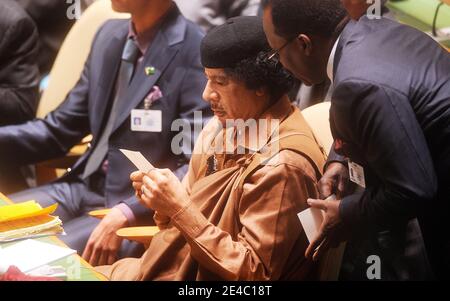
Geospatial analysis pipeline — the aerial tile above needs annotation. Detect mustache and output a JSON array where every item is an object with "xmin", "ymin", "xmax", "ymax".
[{"xmin": 210, "ymin": 104, "xmax": 224, "ymax": 111}]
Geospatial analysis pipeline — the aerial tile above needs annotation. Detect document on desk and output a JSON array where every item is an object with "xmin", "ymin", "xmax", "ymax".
[
  {"xmin": 0, "ymin": 201, "xmax": 58, "ymax": 223},
  {"xmin": 120, "ymin": 149, "xmax": 155, "ymax": 172},
  {"xmin": 0, "ymin": 215, "xmax": 63, "ymax": 242},
  {"xmin": 0, "ymin": 239, "xmax": 75, "ymax": 273},
  {"xmin": 297, "ymin": 195, "xmax": 336, "ymax": 243}
]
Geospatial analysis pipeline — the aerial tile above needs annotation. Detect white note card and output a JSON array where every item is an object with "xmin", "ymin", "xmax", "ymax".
[
  {"xmin": 297, "ymin": 208, "xmax": 325, "ymax": 244},
  {"xmin": 297, "ymin": 195, "xmax": 336, "ymax": 243},
  {"xmin": 0, "ymin": 239, "xmax": 76, "ymax": 273},
  {"xmin": 120, "ymin": 149, "xmax": 155, "ymax": 172}
]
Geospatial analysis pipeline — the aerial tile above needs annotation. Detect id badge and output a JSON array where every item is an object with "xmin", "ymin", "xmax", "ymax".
[
  {"xmin": 348, "ymin": 160, "xmax": 366, "ymax": 188},
  {"xmin": 131, "ymin": 109, "xmax": 162, "ymax": 132}
]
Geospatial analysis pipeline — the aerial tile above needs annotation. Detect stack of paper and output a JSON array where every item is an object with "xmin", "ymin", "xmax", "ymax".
[{"xmin": 0, "ymin": 201, "xmax": 63, "ymax": 242}]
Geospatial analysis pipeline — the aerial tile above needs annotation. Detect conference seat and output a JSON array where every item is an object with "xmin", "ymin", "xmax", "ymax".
[{"xmin": 36, "ymin": 0, "xmax": 129, "ymax": 184}]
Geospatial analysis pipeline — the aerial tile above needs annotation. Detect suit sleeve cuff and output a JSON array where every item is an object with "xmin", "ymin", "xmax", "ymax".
[
  {"xmin": 114, "ymin": 203, "xmax": 136, "ymax": 226},
  {"xmin": 171, "ymin": 201, "xmax": 209, "ymax": 238},
  {"xmin": 339, "ymin": 193, "xmax": 364, "ymax": 227},
  {"xmin": 122, "ymin": 196, "xmax": 154, "ymax": 226},
  {"xmin": 325, "ymin": 146, "xmax": 348, "ymax": 172}
]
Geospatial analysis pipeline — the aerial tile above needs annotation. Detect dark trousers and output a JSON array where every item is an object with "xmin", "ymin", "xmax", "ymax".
[
  {"xmin": 8, "ymin": 178, "xmax": 144, "ymax": 259},
  {"xmin": 419, "ymin": 185, "xmax": 450, "ymax": 280},
  {"xmin": 339, "ymin": 219, "xmax": 435, "ymax": 280}
]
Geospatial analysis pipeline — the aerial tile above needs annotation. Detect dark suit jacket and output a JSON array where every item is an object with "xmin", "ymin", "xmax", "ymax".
[
  {"xmin": 0, "ymin": 0, "xmax": 40, "ymax": 126},
  {"xmin": 330, "ymin": 16, "xmax": 450, "ymax": 276},
  {"xmin": 15, "ymin": 0, "xmax": 89, "ymax": 74},
  {"xmin": 0, "ymin": 6, "xmax": 211, "ymax": 224}
]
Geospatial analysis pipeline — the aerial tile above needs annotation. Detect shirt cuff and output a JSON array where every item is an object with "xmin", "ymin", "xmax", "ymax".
[
  {"xmin": 325, "ymin": 145, "xmax": 348, "ymax": 172},
  {"xmin": 171, "ymin": 201, "xmax": 209, "ymax": 238},
  {"xmin": 114, "ymin": 203, "xmax": 136, "ymax": 226}
]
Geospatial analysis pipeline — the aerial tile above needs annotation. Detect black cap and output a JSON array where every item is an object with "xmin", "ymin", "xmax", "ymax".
[{"xmin": 201, "ymin": 16, "xmax": 270, "ymax": 69}]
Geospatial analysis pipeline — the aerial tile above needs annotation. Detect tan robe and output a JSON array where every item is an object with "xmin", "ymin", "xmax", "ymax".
[{"xmin": 97, "ymin": 97, "xmax": 326, "ymax": 280}]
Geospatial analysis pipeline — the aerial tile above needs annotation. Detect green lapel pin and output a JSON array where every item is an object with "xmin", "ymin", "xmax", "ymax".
[{"xmin": 145, "ymin": 66, "xmax": 156, "ymax": 76}]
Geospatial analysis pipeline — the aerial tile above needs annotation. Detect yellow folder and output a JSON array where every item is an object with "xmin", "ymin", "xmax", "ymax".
[{"xmin": 0, "ymin": 201, "xmax": 58, "ymax": 223}]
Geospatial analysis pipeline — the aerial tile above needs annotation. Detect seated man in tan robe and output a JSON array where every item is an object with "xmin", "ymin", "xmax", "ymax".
[{"xmin": 96, "ymin": 16, "xmax": 327, "ymax": 281}]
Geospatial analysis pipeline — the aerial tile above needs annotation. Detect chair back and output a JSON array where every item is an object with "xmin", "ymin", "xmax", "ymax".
[
  {"xmin": 37, "ymin": 0, "xmax": 129, "ymax": 117},
  {"xmin": 302, "ymin": 102, "xmax": 347, "ymax": 281}
]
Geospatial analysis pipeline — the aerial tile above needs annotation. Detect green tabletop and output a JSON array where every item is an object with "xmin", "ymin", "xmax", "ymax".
[
  {"xmin": 0, "ymin": 194, "xmax": 106, "ymax": 281},
  {"xmin": 387, "ymin": 0, "xmax": 450, "ymax": 47}
]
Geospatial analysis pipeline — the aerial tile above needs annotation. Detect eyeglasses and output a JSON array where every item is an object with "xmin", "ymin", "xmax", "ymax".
[{"xmin": 265, "ymin": 37, "xmax": 295, "ymax": 63}]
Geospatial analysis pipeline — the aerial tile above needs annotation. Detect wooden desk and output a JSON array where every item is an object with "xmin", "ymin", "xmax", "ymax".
[{"xmin": 0, "ymin": 192, "xmax": 106, "ymax": 281}]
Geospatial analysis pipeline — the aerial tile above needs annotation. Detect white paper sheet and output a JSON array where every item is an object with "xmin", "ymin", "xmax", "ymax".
[
  {"xmin": 120, "ymin": 149, "xmax": 155, "ymax": 172},
  {"xmin": 297, "ymin": 208, "xmax": 325, "ymax": 243},
  {"xmin": 297, "ymin": 195, "xmax": 336, "ymax": 243},
  {"xmin": 0, "ymin": 239, "xmax": 76, "ymax": 273}
]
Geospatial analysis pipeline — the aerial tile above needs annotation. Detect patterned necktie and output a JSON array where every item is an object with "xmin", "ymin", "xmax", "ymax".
[{"xmin": 82, "ymin": 38, "xmax": 141, "ymax": 179}]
